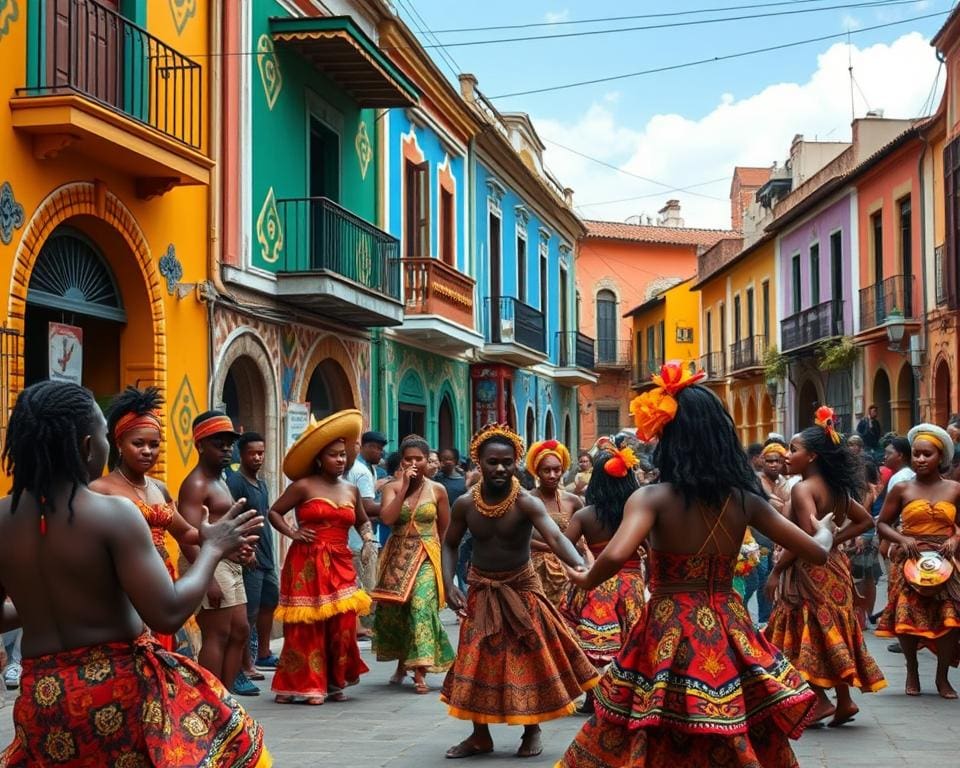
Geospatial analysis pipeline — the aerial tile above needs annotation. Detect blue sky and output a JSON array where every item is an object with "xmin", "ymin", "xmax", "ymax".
[{"xmin": 395, "ymin": 0, "xmax": 952, "ymax": 227}]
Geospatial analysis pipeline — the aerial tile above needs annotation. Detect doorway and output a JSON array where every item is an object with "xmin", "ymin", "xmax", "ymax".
[
  {"xmin": 398, "ymin": 370, "xmax": 427, "ymax": 440},
  {"xmin": 305, "ymin": 359, "xmax": 352, "ymax": 420},
  {"xmin": 895, "ymin": 363, "xmax": 917, "ymax": 433},
  {"xmin": 525, "ymin": 407, "xmax": 536, "ymax": 444},
  {"xmin": 545, "ymin": 410, "xmax": 555, "ymax": 440},
  {"xmin": 438, "ymin": 393, "xmax": 455, "ymax": 451},
  {"xmin": 872, "ymin": 369, "xmax": 892, "ymax": 436},
  {"xmin": 796, "ymin": 379, "xmax": 820, "ymax": 434},
  {"xmin": 935, "ymin": 360, "xmax": 951, "ymax": 426},
  {"xmin": 489, "ymin": 212, "xmax": 502, "ymax": 339},
  {"xmin": 222, "ymin": 355, "xmax": 267, "ymax": 436}
]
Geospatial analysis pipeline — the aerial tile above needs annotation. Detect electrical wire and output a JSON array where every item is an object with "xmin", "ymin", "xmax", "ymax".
[
  {"xmin": 395, "ymin": 0, "xmax": 462, "ymax": 79},
  {"xmin": 576, "ymin": 178, "xmax": 732, "ymax": 209},
  {"xmin": 489, "ymin": 9, "xmax": 949, "ymax": 99}
]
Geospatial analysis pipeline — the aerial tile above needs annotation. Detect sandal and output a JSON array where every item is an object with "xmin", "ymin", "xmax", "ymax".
[
  {"xmin": 389, "ymin": 671, "xmax": 407, "ymax": 686},
  {"xmin": 327, "ymin": 690, "xmax": 349, "ymax": 702},
  {"xmin": 414, "ymin": 677, "xmax": 431, "ymax": 694},
  {"xmin": 274, "ymin": 695, "xmax": 293, "ymax": 704},
  {"xmin": 305, "ymin": 696, "xmax": 325, "ymax": 705},
  {"xmin": 445, "ymin": 739, "xmax": 493, "ymax": 759}
]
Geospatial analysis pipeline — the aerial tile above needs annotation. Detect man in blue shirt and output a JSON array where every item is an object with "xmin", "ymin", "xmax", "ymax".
[
  {"xmin": 226, "ymin": 432, "xmax": 279, "ymax": 685},
  {"xmin": 355, "ymin": 430, "xmax": 389, "ymax": 544}
]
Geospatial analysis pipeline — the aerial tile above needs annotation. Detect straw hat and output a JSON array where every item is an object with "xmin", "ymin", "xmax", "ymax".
[{"xmin": 282, "ymin": 408, "xmax": 363, "ymax": 481}]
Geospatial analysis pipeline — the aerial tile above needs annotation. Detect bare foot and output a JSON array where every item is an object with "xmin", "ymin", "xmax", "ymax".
[
  {"xmin": 936, "ymin": 679, "xmax": 958, "ymax": 699},
  {"xmin": 828, "ymin": 703, "xmax": 859, "ymax": 727},
  {"xmin": 906, "ymin": 667, "xmax": 921, "ymax": 696},
  {"xmin": 274, "ymin": 694, "xmax": 293, "ymax": 704},
  {"xmin": 808, "ymin": 699, "xmax": 836, "ymax": 725},
  {"xmin": 516, "ymin": 730, "xmax": 543, "ymax": 758},
  {"xmin": 445, "ymin": 738, "xmax": 493, "ymax": 759}
]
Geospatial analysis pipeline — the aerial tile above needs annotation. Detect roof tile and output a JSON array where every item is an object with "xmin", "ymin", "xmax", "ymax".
[{"xmin": 583, "ymin": 220, "xmax": 737, "ymax": 247}]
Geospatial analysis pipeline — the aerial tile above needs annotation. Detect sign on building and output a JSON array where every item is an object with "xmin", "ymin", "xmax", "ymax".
[
  {"xmin": 48, "ymin": 322, "xmax": 83, "ymax": 385},
  {"xmin": 285, "ymin": 402, "xmax": 311, "ymax": 452}
]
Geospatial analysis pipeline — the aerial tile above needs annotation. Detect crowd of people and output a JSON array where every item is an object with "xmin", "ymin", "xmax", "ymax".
[{"xmin": 0, "ymin": 369, "xmax": 959, "ymax": 766}]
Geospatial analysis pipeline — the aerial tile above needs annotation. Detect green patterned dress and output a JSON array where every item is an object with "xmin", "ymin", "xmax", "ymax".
[{"xmin": 372, "ymin": 490, "xmax": 455, "ymax": 672}]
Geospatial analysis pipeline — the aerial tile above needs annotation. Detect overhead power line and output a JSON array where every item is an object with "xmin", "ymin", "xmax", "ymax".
[
  {"xmin": 418, "ymin": 0, "xmax": 919, "ymax": 49},
  {"xmin": 490, "ymin": 9, "xmax": 949, "ymax": 99}
]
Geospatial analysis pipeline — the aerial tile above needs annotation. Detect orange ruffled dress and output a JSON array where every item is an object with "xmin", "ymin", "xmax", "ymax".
[
  {"xmin": 764, "ymin": 548, "xmax": 887, "ymax": 693},
  {"xmin": 272, "ymin": 498, "xmax": 371, "ymax": 699},
  {"xmin": 876, "ymin": 500, "xmax": 960, "ymax": 640},
  {"xmin": 559, "ymin": 550, "xmax": 816, "ymax": 768}
]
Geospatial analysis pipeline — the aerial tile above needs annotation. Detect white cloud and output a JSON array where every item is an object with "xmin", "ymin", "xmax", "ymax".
[
  {"xmin": 544, "ymin": 9, "xmax": 569, "ymax": 24},
  {"xmin": 536, "ymin": 33, "xmax": 943, "ymax": 229}
]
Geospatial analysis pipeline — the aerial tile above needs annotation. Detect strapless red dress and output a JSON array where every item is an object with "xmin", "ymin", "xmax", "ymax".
[{"xmin": 559, "ymin": 549, "xmax": 816, "ymax": 768}]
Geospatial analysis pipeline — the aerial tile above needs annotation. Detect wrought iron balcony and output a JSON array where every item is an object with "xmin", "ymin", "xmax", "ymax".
[
  {"xmin": 274, "ymin": 196, "xmax": 402, "ymax": 326},
  {"xmin": 595, "ymin": 338, "xmax": 632, "ymax": 369},
  {"xmin": 730, "ymin": 336, "xmax": 766, "ymax": 374},
  {"xmin": 634, "ymin": 356, "xmax": 663, "ymax": 384},
  {"xmin": 483, "ymin": 297, "xmax": 547, "ymax": 364},
  {"xmin": 557, "ymin": 332, "xmax": 596, "ymax": 370},
  {"xmin": 700, "ymin": 352, "xmax": 726, "ymax": 380},
  {"xmin": 858, "ymin": 275, "xmax": 915, "ymax": 331},
  {"xmin": 781, "ymin": 300, "xmax": 844, "ymax": 352}
]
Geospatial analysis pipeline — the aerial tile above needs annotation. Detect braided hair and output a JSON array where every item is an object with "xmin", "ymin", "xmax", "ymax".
[
  {"xmin": 3, "ymin": 381, "xmax": 100, "ymax": 522},
  {"xmin": 585, "ymin": 450, "xmax": 639, "ymax": 531},
  {"xmin": 105, "ymin": 386, "xmax": 163, "ymax": 469}
]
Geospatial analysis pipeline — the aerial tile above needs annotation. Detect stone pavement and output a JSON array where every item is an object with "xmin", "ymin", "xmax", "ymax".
[{"xmin": 1, "ymin": 613, "xmax": 957, "ymax": 765}]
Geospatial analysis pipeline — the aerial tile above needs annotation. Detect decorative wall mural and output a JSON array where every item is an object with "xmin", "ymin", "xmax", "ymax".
[
  {"xmin": 0, "ymin": 181, "xmax": 24, "ymax": 245},
  {"xmin": 256, "ymin": 187, "xmax": 283, "ymax": 264},
  {"xmin": 168, "ymin": 0, "xmax": 195, "ymax": 35},
  {"xmin": 159, "ymin": 244, "xmax": 183, "ymax": 294},
  {"xmin": 0, "ymin": 0, "xmax": 19, "ymax": 43},
  {"xmin": 355, "ymin": 121, "xmax": 373, "ymax": 180},
  {"xmin": 256, "ymin": 34, "xmax": 282, "ymax": 110},
  {"xmin": 170, "ymin": 374, "xmax": 200, "ymax": 465}
]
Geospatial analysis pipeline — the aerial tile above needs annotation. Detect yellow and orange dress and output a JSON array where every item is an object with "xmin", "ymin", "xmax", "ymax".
[
  {"xmin": 561, "ymin": 541, "xmax": 645, "ymax": 667},
  {"xmin": 764, "ymin": 528, "xmax": 886, "ymax": 693},
  {"xmin": 272, "ymin": 498, "xmax": 371, "ymax": 699},
  {"xmin": 532, "ymin": 497, "xmax": 574, "ymax": 607},
  {"xmin": 876, "ymin": 499, "xmax": 960, "ymax": 640}
]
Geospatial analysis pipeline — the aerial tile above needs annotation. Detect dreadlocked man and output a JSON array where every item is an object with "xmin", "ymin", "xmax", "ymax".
[{"xmin": 440, "ymin": 424, "xmax": 599, "ymax": 760}]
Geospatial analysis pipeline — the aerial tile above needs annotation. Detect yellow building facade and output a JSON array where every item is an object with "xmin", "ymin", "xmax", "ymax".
[
  {"xmin": 0, "ymin": 0, "xmax": 213, "ymax": 490},
  {"xmin": 626, "ymin": 278, "xmax": 700, "ymax": 387},
  {"xmin": 694, "ymin": 236, "xmax": 778, "ymax": 444}
]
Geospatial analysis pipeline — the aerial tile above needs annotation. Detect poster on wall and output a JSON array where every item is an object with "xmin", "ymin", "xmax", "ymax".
[
  {"xmin": 48, "ymin": 322, "xmax": 83, "ymax": 385},
  {"xmin": 285, "ymin": 402, "xmax": 311, "ymax": 453}
]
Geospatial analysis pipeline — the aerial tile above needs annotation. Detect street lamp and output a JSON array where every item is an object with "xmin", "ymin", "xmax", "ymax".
[{"xmin": 884, "ymin": 309, "xmax": 906, "ymax": 352}]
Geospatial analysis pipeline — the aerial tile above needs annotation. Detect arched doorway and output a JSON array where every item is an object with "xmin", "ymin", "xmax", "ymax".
[
  {"xmin": 934, "ymin": 359, "xmax": 951, "ymax": 427},
  {"xmin": 398, "ymin": 370, "xmax": 426, "ymax": 438},
  {"xmin": 733, "ymin": 397, "xmax": 744, "ymax": 444},
  {"xmin": 745, "ymin": 396, "xmax": 757, "ymax": 445},
  {"xmin": 564, "ymin": 414, "xmax": 573, "ymax": 450},
  {"xmin": 760, "ymin": 393, "xmax": 774, "ymax": 437},
  {"xmin": 438, "ymin": 392, "xmax": 455, "ymax": 452},
  {"xmin": 872, "ymin": 369, "xmax": 892, "ymax": 436},
  {"xmin": 895, "ymin": 363, "xmax": 917, "ymax": 434},
  {"xmin": 222, "ymin": 355, "xmax": 267, "ymax": 436},
  {"xmin": 24, "ymin": 227, "xmax": 127, "ymax": 404},
  {"xmin": 796, "ymin": 379, "xmax": 820, "ymax": 433},
  {"xmin": 544, "ymin": 410, "xmax": 555, "ymax": 440},
  {"xmin": 525, "ymin": 407, "xmax": 536, "ymax": 444},
  {"xmin": 306, "ymin": 359, "xmax": 353, "ymax": 420}
]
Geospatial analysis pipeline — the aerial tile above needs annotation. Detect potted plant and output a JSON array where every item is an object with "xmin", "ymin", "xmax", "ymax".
[
  {"xmin": 763, "ymin": 345, "xmax": 788, "ymax": 393},
  {"xmin": 816, "ymin": 336, "xmax": 859, "ymax": 372}
]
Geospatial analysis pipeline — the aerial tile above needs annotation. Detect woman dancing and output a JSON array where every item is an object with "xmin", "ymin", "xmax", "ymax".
[
  {"xmin": 875, "ymin": 423, "xmax": 960, "ymax": 698},
  {"xmin": 559, "ymin": 362, "xmax": 834, "ymax": 768},
  {"xmin": 764, "ymin": 407, "xmax": 886, "ymax": 727}
]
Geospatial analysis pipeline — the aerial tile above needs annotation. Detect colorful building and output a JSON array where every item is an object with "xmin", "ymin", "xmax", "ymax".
[
  {"xmin": 0, "ymin": 0, "xmax": 214, "ymax": 490},
  {"xmin": 211, "ymin": 1, "xmax": 418, "ymax": 491},
  {"xmin": 625, "ymin": 278, "xmax": 700, "ymax": 389},
  {"xmin": 459, "ymin": 75, "xmax": 589, "ymax": 449},
  {"xmin": 577, "ymin": 211, "xmax": 732, "ymax": 446}
]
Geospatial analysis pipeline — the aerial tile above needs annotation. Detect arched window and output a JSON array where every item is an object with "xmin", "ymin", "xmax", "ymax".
[{"xmin": 596, "ymin": 289, "xmax": 617, "ymax": 362}]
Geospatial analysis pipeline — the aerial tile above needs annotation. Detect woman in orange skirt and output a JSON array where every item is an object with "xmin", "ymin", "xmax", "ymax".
[
  {"xmin": 268, "ymin": 410, "xmax": 376, "ymax": 704},
  {"xmin": 876, "ymin": 423, "xmax": 960, "ymax": 698},
  {"xmin": 764, "ymin": 407, "xmax": 886, "ymax": 727}
]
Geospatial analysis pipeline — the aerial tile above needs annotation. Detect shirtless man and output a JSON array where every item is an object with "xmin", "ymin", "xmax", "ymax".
[
  {"xmin": 0, "ymin": 381, "xmax": 268, "ymax": 764},
  {"xmin": 179, "ymin": 410, "xmax": 254, "ymax": 694},
  {"xmin": 440, "ymin": 424, "xmax": 599, "ymax": 759}
]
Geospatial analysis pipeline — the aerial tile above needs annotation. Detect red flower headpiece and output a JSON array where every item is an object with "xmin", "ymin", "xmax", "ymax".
[
  {"xmin": 814, "ymin": 405, "xmax": 842, "ymax": 445},
  {"xmin": 629, "ymin": 361, "xmax": 706, "ymax": 441}
]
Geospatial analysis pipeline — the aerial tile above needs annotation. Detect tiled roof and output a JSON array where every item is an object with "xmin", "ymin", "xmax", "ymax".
[
  {"xmin": 583, "ymin": 220, "xmax": 737, "ymax": 247},
  {"xmin": 732, "ymin": 167, "xmax": 772, "ymax": 188}
]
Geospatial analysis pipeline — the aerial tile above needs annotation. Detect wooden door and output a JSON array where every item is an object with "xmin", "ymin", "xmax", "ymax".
[{"xmin": 47, "ymin": 0, "xmax": 122, "ymax": 108}]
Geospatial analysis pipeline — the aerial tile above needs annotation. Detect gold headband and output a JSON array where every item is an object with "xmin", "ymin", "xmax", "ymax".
[
  {"xmin": 526, "ymin": 440, "xmax": 571, "ymax": 475},
  {"xmin": 470, "ymin": 423, "xmax": 525, "ymax": 465},
  {"xmin": 762, "ymin": 443, "xmax": 787, "ymax": 457},
  {"xmin": 913, "ymin": 432, "xmax": 944, "ymax": 452}
]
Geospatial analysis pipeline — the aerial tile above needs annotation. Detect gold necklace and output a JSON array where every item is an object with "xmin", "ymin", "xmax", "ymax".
[
  {"xmin": 117, "ymin": 467, "xmax": 149, "ymax": 500},
  {"xmin": 473, "ymin": 476, "xmax": 521, "ymax": 519}
]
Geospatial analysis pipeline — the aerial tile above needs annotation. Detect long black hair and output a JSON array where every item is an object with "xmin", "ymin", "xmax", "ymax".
[
  {"xmin": 654, "ymin": 384, "xmax": 761, "ymax": 510},
  {"xmin": 796, "ymin": 426, "xmax": 863, "ymax": 503},
  {"xmin": 585, "ymin": 450, "xmax": 640, "ymax": 531},
  {"xmin": 3, "ymin": 380, "xmax": 99, "ymax": 521},
  {"xmin": 104, "ymin": 386, "xmax": 163, "ymax": 470}
]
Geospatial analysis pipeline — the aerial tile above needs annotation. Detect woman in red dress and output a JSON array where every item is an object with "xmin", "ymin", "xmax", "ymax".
[
  {"xmin": 90, "ymin": 386, "xmax": 201, "ymax": 655},
  {"xmin": 268, "ymin": 409, "xmax": 377, "ymax": 704},
  {"xmin": 559, "ymin": 362, "xmax": 835, "ymax": 768}
]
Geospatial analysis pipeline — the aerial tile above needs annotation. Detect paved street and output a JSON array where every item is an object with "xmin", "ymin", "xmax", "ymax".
[{"xmin": 1, "ymin": 604, "xmax": 957, "ymax": 767}]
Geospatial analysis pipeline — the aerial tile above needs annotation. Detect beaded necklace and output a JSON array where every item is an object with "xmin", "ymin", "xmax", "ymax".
[{"xmin": 472, "ymin": 476, "xmax": 521, "ymax": 519}]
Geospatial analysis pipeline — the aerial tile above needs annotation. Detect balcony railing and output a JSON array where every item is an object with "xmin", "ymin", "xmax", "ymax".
[
  {"xmin": 403, "ymin": 257, "xmax": 475, "ymax": 329},
  {"xmin": 635, "ymin": 356, "xmax": 663, "ymax": 383},
  {"xmin": 858, "ymin": 274, "xmax": 915, "ymax": 331},
  {"xmin": 730, "ymin": 336, "xmax": 766, "ymax": 372},
  {"xmin": 276, "ymin": 196, "xmax": 400, "ymax": 299},
  {"xmin": 781, "ymin": 300, "xmax": 844, "ymax": 351},
  {"xmin": 701, "ymin": 351, "xmax": 726, "ymax": 380},
  {"xmin": 557, "ymin": 332, "xmax": 595, "ymax": 369},
  {"xmin": 20, "ymin": 0, "xmax": 202, "ymax": 148},
  {"xmin": 595, "ymin": 338, "xmax": 632, "ymax": 369},
  {"xmin": 484, "ymin": 297, "xmax": 546, "ymax": 352},
  {"xmin": 936, "ymin": 245, "xmax": 948, "ymax": 306}
]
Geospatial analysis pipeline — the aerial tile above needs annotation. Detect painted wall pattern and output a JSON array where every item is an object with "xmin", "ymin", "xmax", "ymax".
[{"xmin": 513, "ymin": 370, "xmax": 578, "ymax": 449}]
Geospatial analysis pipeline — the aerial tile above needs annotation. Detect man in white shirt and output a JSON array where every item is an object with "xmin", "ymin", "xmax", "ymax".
[
  {"xmin": 345, "ymin": 435, "xmax": 383, "ymax": 639},
  {"xmin": 884, "ymin": 436, "xmax": 916, "ymax": 491}
]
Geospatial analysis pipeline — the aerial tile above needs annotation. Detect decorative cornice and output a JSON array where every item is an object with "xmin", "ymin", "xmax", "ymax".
[
  {"xmin": 515, "ymin": 204, "xmax": 530, "ymax": 228},
  {"xmin": 486, "ymin": 176, "xmax": 506, "ymax": 203}
]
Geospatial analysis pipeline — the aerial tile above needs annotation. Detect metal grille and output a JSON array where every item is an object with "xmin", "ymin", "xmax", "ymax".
[
  {"xmin": 596, "ymin": 407, "xmax": 621, "ymax": 438},
  {"xmin": 0, "ymin": 328, "xmax": 21, "ymax": 446}
]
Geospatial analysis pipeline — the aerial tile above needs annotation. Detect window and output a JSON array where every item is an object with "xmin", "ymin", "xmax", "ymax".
[
  {"xmin": 404, "ymin": 160, "xmax": 429, "ymax": 260},
  {"xmin": 706, "ymin": 310, "xmax": 713, "ymax": 354},
  {"xmin": 559, "ymin": 266, "xmax": 569, "ymax": 334},
  {"xmin": 944, "ymin": 137, "xmax": 960, "ymax": 308},
  {"xmin": 539, "ymin": 245, "xmax": 548, "ymax": 314},
  {"xmin": 719, "ymin": 303, "xmax": 726, "ymax": 352},
  {"xmin": 761, "ymin": 281, "xmax": 770, "ymax": 343},
  {"xmin": 810, "ymin": 243, "xmax": 820, "ymax": 305},
  {"xmin": 830, "ymin": 231, "xmax": 843, "ymax": 303},
  {"xmin": 517, "ymin": 232, "xmax": 527, "ymax": 301},
  {"xmin": 871, "ymin": 211, "xmax": 883, "ymax": 284},
  {"xmin": 791, "ymin": 255, "xmax": 801, "ymax": 314},
  {"xmin": 733, "ymin": 294, "xmax": 742, "ymax": 342},
  {"xmin": 658, "ymin": 319, "xmax": 666, "ymax": 362},
  {"xmin": 899, "ymin": 196, "xmax": 912, "ymax": 314},
  {"xmin": 746, "ymin": 287, "xmax": 755, "ymax": 339},
  {"xmin": 597, "ymin": 407, "xmax": 621, "ymax": 437},
  {"xmin": 440, "ymin": 187, "xmax": 454, "ymax": 266},
  {"xmin": 646, "ymin": 325, "xmax": 656, "ymax": 371},
  {"xmin": 596, "ymin": 290, "xmax": 617, "ymax": 362}
]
